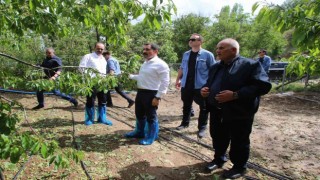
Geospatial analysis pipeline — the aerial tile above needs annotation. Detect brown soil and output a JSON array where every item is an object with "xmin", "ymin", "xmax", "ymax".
[{"xmin": 1, "ymin": 90, "xmax": 319, "ymax": 180}]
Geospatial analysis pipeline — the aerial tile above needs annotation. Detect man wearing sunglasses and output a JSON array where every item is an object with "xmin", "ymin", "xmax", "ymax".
[
  {"xmin": 175, "ymin": 33, "xmax": 216, "ymax": 139},
  {"xmin": 125, "ymin": 43, "xmax": 170, "ymax": 145},
  {"xmin": 257, "ymin": 49, "xmax": 272, "ymax": 73}
]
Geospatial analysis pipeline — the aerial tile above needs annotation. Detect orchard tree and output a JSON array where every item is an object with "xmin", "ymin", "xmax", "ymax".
[
  {"xmin": 0, "ymin": 0, "xmax": 176, "ymax": 44},
  {"xmin": 0, "ymin": 0, "xmax": 177, "ymax": 178},
  {"xmin": 172, "ymin": 13, "xmax": 210, "ymax": 61},
  {"xmin": 254, "ymin": 0, "xmax": 320, "ymax": 82}
]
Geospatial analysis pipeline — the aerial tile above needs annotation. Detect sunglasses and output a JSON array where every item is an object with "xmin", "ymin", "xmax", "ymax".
[{"xmin": 189, "ymin": 38, "xmax": 199, "ymax": 42}]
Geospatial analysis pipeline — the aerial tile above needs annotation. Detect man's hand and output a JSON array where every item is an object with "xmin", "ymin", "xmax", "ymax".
[
  {"xmin": 175, "ymin": 80, "xmax": 181, "ymax": 90},
  {"xmin": 200, "ymin": 87, "xmax": 210, "ymax": 97},
  {"xmin": 49, "ymin": 76, "xmax": 56, "ymax": 80},
  {"xmin": 152, "ymin": 98, "xmax": 160, "ymax": 106},
  {"xmin": 215, "ymin": 90, "xmax": 234, "ymax": 103}
]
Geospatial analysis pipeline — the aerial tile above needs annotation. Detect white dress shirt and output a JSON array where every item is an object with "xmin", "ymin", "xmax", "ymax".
[
  {"xmin": 130, "ymin": 56, "xmax": 170, "ymax": 98},
  {"xmin": 79, "ymin": 52, "xmax": 107, "ymax": 77}
]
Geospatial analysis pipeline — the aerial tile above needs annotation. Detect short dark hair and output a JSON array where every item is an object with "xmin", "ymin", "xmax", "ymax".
[
  {"xmin": 191, "ymin": 33, "xmax": 204, "ymax": 42},
  {"xmin": 144, "ymin": 43, "xmax": 160, "ymax": 51},
  {"xmin": 260, "ymin": 49, "xmax": 267, "ymax": 54},
  {"xmin": 102, "ymin": 51, "xmax": 111, "ymax": 55}
]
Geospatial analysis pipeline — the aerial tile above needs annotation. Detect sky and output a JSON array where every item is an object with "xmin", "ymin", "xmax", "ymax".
[{"xmin": 171, "ymin": 0, "xmax": 286, "ymax": 17}]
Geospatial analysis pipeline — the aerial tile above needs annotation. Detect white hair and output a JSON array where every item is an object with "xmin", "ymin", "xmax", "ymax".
[{"xmin": 220, "ymin": 38, "xmax": 240, "ymax": 55}]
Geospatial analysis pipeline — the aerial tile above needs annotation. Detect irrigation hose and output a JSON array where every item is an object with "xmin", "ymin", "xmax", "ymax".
[
  {"xmin": 70, "ymin": 109, "xmax": 93, "ymax": 180},
  {"xmin": 108, "ymin": 108, "xmax": 294, "ymax": 180}
]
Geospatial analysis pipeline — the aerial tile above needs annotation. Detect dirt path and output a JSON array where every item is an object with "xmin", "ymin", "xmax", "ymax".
[{"xmin": 1, "ymin": 91, "xmax": 319, "ymax": 179}]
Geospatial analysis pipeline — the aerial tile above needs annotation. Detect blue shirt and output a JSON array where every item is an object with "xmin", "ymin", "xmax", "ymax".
[
  {"xmin": 180, "ymin": 48, "xmax": 216, "ymax": 89},
  {"xmin": 107, "ymin": 56, "xmax": 121, "ymax": 75},
  {"xmin": 258, "ymin": 55, "xmax": 271, "ymax": 73}
]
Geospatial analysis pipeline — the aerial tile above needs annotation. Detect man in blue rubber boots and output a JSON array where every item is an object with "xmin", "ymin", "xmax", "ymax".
[
  {"xmin": 201, "ymin": 38, "xmax": 271, "ymax": 179},
  {"xmin": 79, "ymin": 42, "xmax": 112, "ymax": 126},
  {"xmin": 125, "ymin": 43, "xmax": 170, "ymax": 145},
  {"xmin": 32, "ymin": 48, "xmax": 78, "ymax": 110}
]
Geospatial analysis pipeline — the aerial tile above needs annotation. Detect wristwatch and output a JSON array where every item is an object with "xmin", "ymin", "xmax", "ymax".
[{"xmin": 233, "ymin": 92, "xmax": 239, "ymax": 99}]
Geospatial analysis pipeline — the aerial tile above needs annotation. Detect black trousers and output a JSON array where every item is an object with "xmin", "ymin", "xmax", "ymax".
[
  {"xmin": 86, "ymin": 88, "xmax": 106, "ymax": 108},
  {"xmin": 135, "ymin": 89, "xmax": 158, "ymax": 123},
  {"xmin": 209, "ymin": 105, "xmax": 253, "ymax": 169},
  {"xmin": 106, "ymin": 84, "xmax": 134, "ymax": 105},
  {"xmin": 180, "ymin": 85, "xmax": 208, "ymax": 130}
]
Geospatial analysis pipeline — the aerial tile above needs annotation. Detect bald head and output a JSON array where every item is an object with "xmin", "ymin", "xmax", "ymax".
[
  {"xmin": 216, "ymin": 38, "xmax": 240, "ymax": 62},
  {"xmin": 95, "ymin": 42, "xmax": 105, "ymax": 55}
]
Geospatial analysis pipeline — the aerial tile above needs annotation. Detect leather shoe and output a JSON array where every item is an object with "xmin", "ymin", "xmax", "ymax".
[
  {"xmin": 205, "ymin": 161, "xmax": 223, "ymax": 172},
  {"xmin": 198, "ymin": 129, "xmax": 206, "ymax": 138},
  {"xmin": 107, "ymin": 103, "xmax": 113, "ymax": 107},
  {"xmin": 128, "ymin": 101, "xmax": 135, "ymax": 108},
  {"xmin": 32, "ymin": 104, "xmax": 44, "ymax": 110},
  {"xmin": 223, "ymin": 168, "xmax": 246, "ymax": 179},
  {"xmin": 176, "ymin": 125, "xmax": 189, "ymax": 130}
]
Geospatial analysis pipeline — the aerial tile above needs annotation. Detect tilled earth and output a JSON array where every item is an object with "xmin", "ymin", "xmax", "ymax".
[{"xmin": 1, "ymin": 90, "xmax": 319, "ymax": 179}]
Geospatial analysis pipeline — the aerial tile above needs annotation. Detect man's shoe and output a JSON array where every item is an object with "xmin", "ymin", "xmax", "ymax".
[
  {"xmin": 223, "ymin": 168, "xmax": 246, "ymax": 179},
  {"xmin": 32, "ymin": 104, "xmax": 44, "ymax": 110},
  {"xmin": 198, "ymin": 129, "xmax": 206, "ymax": 138},
  {"xmin": 205, "ymin": 161, "xmax": 223, "ymax": 172},
  {"xmin": 128, "ymin": 101, "xmax": 135, "ymax": 108},
  {"xmin": 72, "ymin": 99, "xmax": 78, "ymax": 107},
  {"xmin": 107, "ymin": 103, "xmax": 113, "ymax": 107},
  {"xmin": 176, "ymin": 125, "xmax": 189, "ymax": 130}
]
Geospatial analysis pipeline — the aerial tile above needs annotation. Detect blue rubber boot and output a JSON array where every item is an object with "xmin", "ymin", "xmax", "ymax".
[
  {"xmin": 139, "ymin": 120, "xmax": 159, "ymax": 145},
  {"xmin": 85, "ymin": 106, "xmax": 95, "ymax": 126},
  {"xmin": 125, "ymin": 118, "xmax": 149, "ymax": 138},
  {"xmin": 97, "ymin": 105, "xmax": 113, "ymax": 126}
]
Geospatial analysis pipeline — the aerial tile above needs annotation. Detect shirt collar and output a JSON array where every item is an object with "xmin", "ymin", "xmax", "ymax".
[{"xmin": 146, "ymin": 55, "xmax": 158, "ymax": 62}]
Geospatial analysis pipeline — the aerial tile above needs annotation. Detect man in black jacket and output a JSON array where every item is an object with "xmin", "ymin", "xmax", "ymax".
[
  {"xmin": 32, "ymin": 48, "xmax": 78, "ymax": 109},
  {"xmin": 201, "ymin": 38, "xmax": 271, "ymax": 179}
]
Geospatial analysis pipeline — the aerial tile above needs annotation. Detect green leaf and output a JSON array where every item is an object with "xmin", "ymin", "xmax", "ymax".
[
  {"xmin": 41, "ymin": 143, "xmax": 48, "ymax": 158},
  {"xmin": 10, "ymin": 147, "xmax": 21, "ymax": 163}
]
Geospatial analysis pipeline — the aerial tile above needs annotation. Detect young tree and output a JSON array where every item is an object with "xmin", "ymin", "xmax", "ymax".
[
  {"xmin": 254, "ymin": 0, "xmax": 320, "ymax": 82},
  {"xmin": 172, "ymin": 14, "xmax": 210, "ymax": 61}
]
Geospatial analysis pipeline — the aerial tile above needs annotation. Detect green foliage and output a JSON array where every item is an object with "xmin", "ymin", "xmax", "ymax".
[
  {"xmin": 286, "ymin": 48, "xmax": 320, "ymax": 77},
  {"xmin": 255, "ymin": 0, "xmax": 320, "ymax": 79},
  {"xmin": 0, "ymin": 100, "xmax": 84, "ymax": 170},
  {"xmin": 254, "ymin": 0, "xmax": 320, "ymax": 49},
  {"xmin": 119, "ymin": 22, "xmax": 178, "ymax": 63},
  {"xmin": 172, "ymin": 14, "xmax": 211, "ymax": 60},
  {"xmin": 0, "ymin": 0, "xmax": 176, "ymax": 45}
]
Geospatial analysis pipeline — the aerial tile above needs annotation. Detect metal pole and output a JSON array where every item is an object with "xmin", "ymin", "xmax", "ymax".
[{"xmin": 281, "ymin": 65, "xmax": 287, "ymax": 93}]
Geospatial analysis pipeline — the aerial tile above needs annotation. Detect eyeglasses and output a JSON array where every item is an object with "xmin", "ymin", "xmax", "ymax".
[
  {"xmin": 189, "ymin": 38, "xmax": 199, "ymax": 42},
  {"xmin": 143, "ymin": 48, "xmax": 151, "ymax": 51}
]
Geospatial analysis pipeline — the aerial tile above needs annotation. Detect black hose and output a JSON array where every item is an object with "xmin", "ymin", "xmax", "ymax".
[
  {"xmin": 12, "ymin": 155, "xmax": 33, "ymax": 180},
  {"xmin": 70, "ymin": 109, "xmax": 92, "ymax": 180}
]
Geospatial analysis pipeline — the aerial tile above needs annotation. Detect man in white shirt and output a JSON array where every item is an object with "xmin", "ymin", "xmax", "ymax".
[
  {"xmin": 125, "ymin": 43, "xmax": 170, "ymax": 145},
  {"xmin": 79, "ymin": 42, "xmax": 112, "ymax": 126}
]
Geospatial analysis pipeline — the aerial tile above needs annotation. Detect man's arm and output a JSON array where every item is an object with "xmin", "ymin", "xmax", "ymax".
[{"xmin": 175, "ymin": 68, "xmax": 183, "ymax": 90}]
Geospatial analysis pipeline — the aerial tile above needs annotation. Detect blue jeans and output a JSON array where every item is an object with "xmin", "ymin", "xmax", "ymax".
[{"xmin": 36, "ymin": 89, "xmax": 74, "ymax": 105}]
